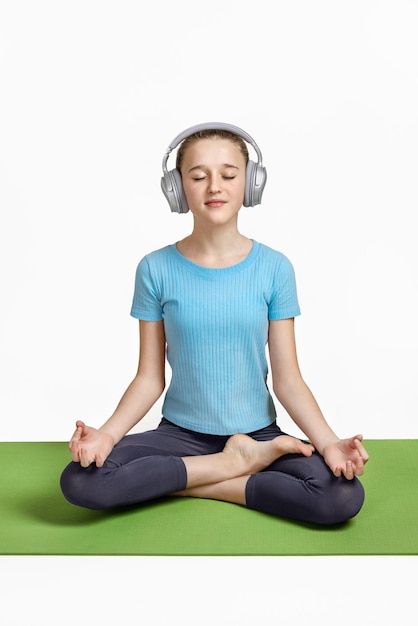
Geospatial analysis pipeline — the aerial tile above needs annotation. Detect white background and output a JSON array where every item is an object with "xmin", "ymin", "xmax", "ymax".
[
  {"xmin": 0, "ymin": 1, "xmax": 416, "ymax": 623},
  {"xmin": 1, "ymin": 0, "xmax": 417, "ymax": 443}
]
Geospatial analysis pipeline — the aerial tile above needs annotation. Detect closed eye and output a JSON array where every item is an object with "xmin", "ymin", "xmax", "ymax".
[{"xmin": 192, "ymin": 175, "xmax": 236, "ymax": 182}]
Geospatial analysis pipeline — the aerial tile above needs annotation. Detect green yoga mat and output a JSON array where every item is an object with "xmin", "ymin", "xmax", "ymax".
[{"xmin": 1, "ymin": 440, "xmax": 417, "ymax": 556}]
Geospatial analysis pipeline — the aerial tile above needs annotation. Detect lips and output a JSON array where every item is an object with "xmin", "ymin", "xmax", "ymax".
[{"xmin": 205, "ymin": 199, "xmax": 226, "ymax": 208}]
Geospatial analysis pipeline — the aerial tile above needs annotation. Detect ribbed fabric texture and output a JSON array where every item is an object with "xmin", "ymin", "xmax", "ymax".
[{"xmin": 130, "ymin": 241, "xmax": 301, "ymax": 435}]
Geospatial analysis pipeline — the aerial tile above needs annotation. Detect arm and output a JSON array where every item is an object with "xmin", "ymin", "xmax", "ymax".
[
  {"xmin": 70, "ymin": 320, "xmax": 166, "ymax": 467},
  {"xmin": 268, "ymin": 318, "xmax": 368, "ymax": 478}
]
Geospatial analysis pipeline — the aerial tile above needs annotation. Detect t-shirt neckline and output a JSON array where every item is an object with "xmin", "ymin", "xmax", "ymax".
[{"xmin": 172, "ymin": 240, "xmax": 260, "ymax": 276}]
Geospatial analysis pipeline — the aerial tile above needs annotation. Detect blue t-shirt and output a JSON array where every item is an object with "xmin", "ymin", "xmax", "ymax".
[{"xmin": 130, "ymin": 240, "xmax": 300, "ymax": 435}]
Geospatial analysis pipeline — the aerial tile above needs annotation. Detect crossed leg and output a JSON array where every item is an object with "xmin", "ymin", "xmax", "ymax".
[
  {"xmin": 176, "ymin": 432, "xmax": 314, "ymax": 504},
  {"xmin": 61, "ymin": 420, "xmax": 364, "ymax": 524},
  {"xmin": 177, "ymin": 430, "xmax": 365, "ymax": 525}
]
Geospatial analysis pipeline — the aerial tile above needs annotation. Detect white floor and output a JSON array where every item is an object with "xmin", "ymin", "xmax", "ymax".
[{"xmin": 1, "ymin": 556, "xmax": 416, "ymax": 625}]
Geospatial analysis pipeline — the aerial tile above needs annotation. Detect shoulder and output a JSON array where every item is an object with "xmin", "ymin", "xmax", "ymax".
[
  {"xmin": 255, "ymin": 241, "xmax": 296, "ymax": 272},
  {"xmin": 140, "ymin": 244, "xmax": 176, "ymax": 264},
  {"xmin": 135, "ymin": 244, "xmax": 176, "ymax": 271}
]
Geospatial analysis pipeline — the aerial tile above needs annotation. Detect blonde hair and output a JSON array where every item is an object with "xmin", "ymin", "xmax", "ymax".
[{"xmin": 176, "ymin": 129, "xmax": 249, "ymax": 171}]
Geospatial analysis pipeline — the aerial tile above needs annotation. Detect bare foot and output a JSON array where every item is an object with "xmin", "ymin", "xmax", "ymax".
[
  {"xmin": 174, "ymin": 436, "xmax": 315, "ymax": 503},
  {"xmin": 179, "ymin": 433, "xmax": 315, "ymax": 492},
  {"xmin": 223, "ymin": 433, "xmax": 315, "ymax": 475}
]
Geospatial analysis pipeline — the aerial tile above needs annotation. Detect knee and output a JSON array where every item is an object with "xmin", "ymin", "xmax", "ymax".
[
  {"xmin": 60, "ymin": 462, "xmax": 106, "ymax": 510},
  {"xmin": 316, "ymin": 477, "xmax": 365, "ymax": 526}
]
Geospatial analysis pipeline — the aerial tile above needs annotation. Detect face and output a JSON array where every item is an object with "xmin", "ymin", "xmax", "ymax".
[{"xmin": 180, "ymin": 138, "xmax": 247, "ymax": 226}]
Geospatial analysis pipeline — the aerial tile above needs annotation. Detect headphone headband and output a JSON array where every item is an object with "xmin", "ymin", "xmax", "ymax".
[
  {"xmin": 161, "ymin": 122, "xmax": 267, "ymax": 213},
  {"xmin": 162, "ymin": 122, "xmax": 264, "ymax": 173}
]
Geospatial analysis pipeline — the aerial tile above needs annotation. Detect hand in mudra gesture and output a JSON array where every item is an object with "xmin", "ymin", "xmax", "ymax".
[
  {"xmin": 69, "ymin": 420, "xmax": 114, "ymax": 468},
  {"xmin": 323, "ymin": 434, "xmax": 369, "ymax": 479}
]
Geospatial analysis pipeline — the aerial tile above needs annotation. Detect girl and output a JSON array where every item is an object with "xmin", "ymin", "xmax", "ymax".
[{"xmin": 61, "ymin": 123, "xmax": 368, "ymax": 525}]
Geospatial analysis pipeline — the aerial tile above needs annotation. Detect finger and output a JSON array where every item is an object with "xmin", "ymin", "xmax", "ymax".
[
  {"xmin": 343, "ymin": 460, "xmax": 354, "ymax": 480},
  {"xmin": 353, "ymin": 455, "xmax": 364, "ymax": 477},
  {"xmin": 70, "ymin": 424, "xmax": 83, "ymax": 444},
  {"xmin": 301, "ymin": 443, "xmax": 315, "ymax": 457},
  {"xmin": 69, "ymin": 440, "xmax": 80, "ymax": 463},
  {"xmin": 79, "ymin": 447, "xmax": 92, "ymax": 468},
  {"xmin": 348, "ymin": 434, "xmax": 363, "ymax": 450},
  {"xmin": 333, "ymin": 465, "xmax": 342, "ymax": 478},
  {"xmin": 75, "ymin": 420, "xmax": 88, "ymax": 437},
  {"xmin": 358, "ymin": 445, "xmax": 369, "ymax": 464},
  {"xmin": 353, "ymin": 437, "xmax": 369, "ymax": 463}
]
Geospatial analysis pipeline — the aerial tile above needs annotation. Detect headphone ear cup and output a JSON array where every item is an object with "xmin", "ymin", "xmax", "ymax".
[
  {"xmin": 161, "ymin": 168, "xmax": 189, "ymax": 213},
  {"xmin": 244, "ymin": 160, "xmax": 267, "ymax": 207}
]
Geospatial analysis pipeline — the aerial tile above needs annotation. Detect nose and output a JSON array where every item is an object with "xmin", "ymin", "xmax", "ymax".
[{"xmin": 208, "ymin": 174, "xmax": 221, "ymax": 194}]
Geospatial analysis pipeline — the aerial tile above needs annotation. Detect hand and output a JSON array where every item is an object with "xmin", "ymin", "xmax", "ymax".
[
  {"xmin": 322, "ymin": 434, "xmax": 369, "ymax": 480},
  {"xmin": 69, "ymin": 420, "xmax": 114, "ymax": 468}
]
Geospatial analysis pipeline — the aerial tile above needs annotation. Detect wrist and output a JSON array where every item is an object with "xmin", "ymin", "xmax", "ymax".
[
  {"xmin": 316, "ymin": 436, "xmax": 340, "ymax": 457},
  {"xmin": 98, "ymin": 426, "xmax": 118, "ymax": 447}
]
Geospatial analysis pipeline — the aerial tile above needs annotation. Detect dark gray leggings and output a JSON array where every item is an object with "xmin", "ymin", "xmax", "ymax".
[{"xmin": 60, "ymin": 419, "xmax": 365, "ymax": 525}]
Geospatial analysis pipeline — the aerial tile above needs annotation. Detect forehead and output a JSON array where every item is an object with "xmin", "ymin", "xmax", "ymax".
[{"xmin": 181, "ymin": 137, "xmax": 246, "ymax": 167}]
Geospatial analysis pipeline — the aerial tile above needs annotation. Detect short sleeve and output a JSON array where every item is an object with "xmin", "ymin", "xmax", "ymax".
[
  {"xmin": 130, "ymin": 256, "xmax": 163, "ymax": 321},
  {"xmin": 268, "ymin": 254, "xmax": 301, "ymax": 320}
]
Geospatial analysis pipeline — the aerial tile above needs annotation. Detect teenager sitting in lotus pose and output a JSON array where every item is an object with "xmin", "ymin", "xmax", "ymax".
[{"xmin": 61, "ymin": 123, "xmax": 368, "ymax": 525}]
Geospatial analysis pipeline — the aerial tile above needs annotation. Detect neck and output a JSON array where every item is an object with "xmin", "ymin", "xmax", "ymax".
[{"xmin": 177, "ymin": 224, "xmax": 253, "ymax": 268}]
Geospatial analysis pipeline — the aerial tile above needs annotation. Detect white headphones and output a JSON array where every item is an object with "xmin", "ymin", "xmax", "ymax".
[{"xmin": 161, "ymin": 122, "xmax": 267, "ymax": 213}]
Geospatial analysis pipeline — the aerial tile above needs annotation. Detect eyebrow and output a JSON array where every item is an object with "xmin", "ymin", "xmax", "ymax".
[{"xmin": 187, "ymin": 163, "xmax": 240, "ymax": 173}]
